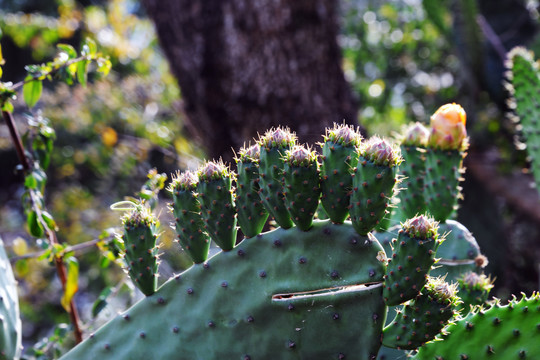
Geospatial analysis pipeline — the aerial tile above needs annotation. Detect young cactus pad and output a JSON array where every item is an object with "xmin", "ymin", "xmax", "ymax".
[
  {"xmin": 257, "ymin": 127, "xmax": 296, "ymax": 229},
  {"xmin": 282, "ymin": 145, "xmax": 321, "ymax": 230},
  {"xmin": 196, "ymin": 160, "xmax": 237, "ymax": 251},
  {"xmin": 350, "ymin": 137, "xmax": 401, "ymax": 235},
  {"xmin": 121, "ymin": 206, "xmax": 160, "ymax": 296},
  {"xmin": 0, "ymin": 237, "xmax": 22, "ymax": 360},
  {"xmin": 383, "ymin": 215, "xmax": 441, "ymax": 306},
  {"xmin": 382, "ymin": 277, "xmax": 460, "ymax": 350},
  {"xmin": 235, "ymin": 144, "xmax": 269, "ymax": 238},
  {"xmin": 169, "ymin": 171, "xmax": 210, "ymax": 263},
  {"xmin": 60, "ymin": 221, "xmax": 388, "ymax": 360},
  {"xmin": 506, "ymin": 47, "xmax": 540, "ymax": 191},
  {"xmin": 414, "ymin": 293, "xmax": 540, "ymax": 359},
  {"xmin": 320, "ymin": 124, "xmax": 361, "ymax": 223},
  {"xmin": 397, "ymin": 122, "xmax": 429, "ymax": 220}
]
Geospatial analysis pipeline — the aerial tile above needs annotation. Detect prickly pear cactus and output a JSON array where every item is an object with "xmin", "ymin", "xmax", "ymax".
[
  {"xmin": 121, "ymin": 206, "xmax": 160, "ymax": 296},
  {"xmin": 424, "ymin": 103, "xmax": 468, "ymax": 222},
  {"xmin": 169, "ymin": 171, "xmax": 210, "ymax": 263},
  {"xmin": 320, "ymin": 124, "xmax": 361, "ymax": 223},
  {"xmin": 0, "ymin": 237, "xmax": 22, "ymax": 360},
  {"xmin": 414, "ymin": 293, "xmax": 540, "ymax": 359},
  {"xmin": 506, "ymin": 47, "xmax": 540, "ymax": 191},
  {"xmin": 397, "ymin": 122, "xmax": 429, "ymax": 220},
  {"xmin": 61, "ymin": 125, "xmax": 462, "ymax": 360}
]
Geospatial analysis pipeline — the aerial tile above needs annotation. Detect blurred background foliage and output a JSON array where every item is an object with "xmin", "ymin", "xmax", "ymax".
[{"xmin": 1, "ymin": 0, "xmax": 540, "ymax": 357}]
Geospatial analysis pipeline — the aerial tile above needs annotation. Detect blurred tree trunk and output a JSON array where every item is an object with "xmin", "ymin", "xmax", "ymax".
[{"xmin": 142, "ymin": 0, "xmax": 358, "ymax": 161}]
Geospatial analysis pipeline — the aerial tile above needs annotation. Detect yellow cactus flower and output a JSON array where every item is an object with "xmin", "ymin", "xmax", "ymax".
[{"xmin": 428, "ymin": 103, "xmax": 468, "ymax": 151}]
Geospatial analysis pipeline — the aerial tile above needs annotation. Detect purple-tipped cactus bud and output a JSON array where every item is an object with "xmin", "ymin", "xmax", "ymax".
[
  {"xmin": 324, "ymin": 123, "xmax": 362, "ymax": 146},
  {"xmin": 424, "ymin": 276, "xmax": 460, "ymax": 306},
  {"xmin": 403, "ymin": 215, "xmax": 438, "ymax": 240},
  {"xmin": 259, "ymin": 127, "xmax": 297, "ymax": 149},
  {"xmin": 285, "ymin": 145, "xmax": 318, "ymax": 167},
  {"xmin": 458, "ymin": 272, "xmax": 494, "ymax": 292},
  {"xmin": 402, "ymin": 122, "xmax": 429, "ymax": 147},
  {"xmin": 122, "ymin": 205, "xmax": 156, "ymax": 228},
  {"xmin": 169, "ymin": 170, "xmax": 198, "ymax": 192},
  {"xmin": 237, "ymin": 144, "xmax": 260, "ymax": 162},
  {"xmin": 361, "ymin": 137, "xmax": 402, "ymax": 167},
  {"xmin": 197, "ymin": 160, "xmax": 230, "ymax": 181},
  {"xmin": 427, "ymin": 103, "xmax": 468, "ymax": 151}
]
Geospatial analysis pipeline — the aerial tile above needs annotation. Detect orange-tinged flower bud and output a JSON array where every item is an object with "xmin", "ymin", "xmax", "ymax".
[{"xmin": 428, "ymin": 103, "xmax": 468, "ymax": 150}]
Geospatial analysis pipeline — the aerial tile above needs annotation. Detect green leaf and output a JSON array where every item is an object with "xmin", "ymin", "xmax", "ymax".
[
  {"xmin": 61, "ymin": 257, "xmax": 79, "ymax": 312},
  {"xmin": 1, "ymin": 100, "xmax": 13, "ymax": 113},
  {"xmin": 57, "ymin": 44, "xmax": 77, "ymax": 59},
  {"xmin": 27, "ymin": 210, "xmax": 44, "ymax": 238},
  {"xmin": 24, "ymin": 173, "xmax": 38, "ymax": 189},
  {"xmin": 96, "ymin": 57, "xmax": 112, "ymax": 76},
  {"xmin": 81, "ymin": 38, "xmax": 97, "ymax": 57},
  {"xmin": 77, "ymin": 60, "xmax": 89, "ymax": 87},
  {"xmin": 41, "ymin": 211, "xmax": 58, "ymax": 231},
  {"xmin": 91, "ymin": 287, "xmax": 113, "ymax": 318},
  {"xmin": 23, "ymin": 78, "xmax": 43, "ymax": 108}
]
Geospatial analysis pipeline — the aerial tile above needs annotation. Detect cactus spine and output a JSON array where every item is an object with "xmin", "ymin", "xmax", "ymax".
[{"xmin": 0, "ymin": 237, "xmax": 22, "ymax": 360}]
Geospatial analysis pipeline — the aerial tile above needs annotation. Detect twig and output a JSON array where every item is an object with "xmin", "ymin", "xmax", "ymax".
[
  {"xmin": 1, "ymin": 110, "xmax": 83, "ymax": 344},
  {"xmin": 9, "ymin": 238, "xmax": 103, "ymax": 263},
  {"xmin": 476, "ymin": 14, "xmax": 507, "ymax": 63}
]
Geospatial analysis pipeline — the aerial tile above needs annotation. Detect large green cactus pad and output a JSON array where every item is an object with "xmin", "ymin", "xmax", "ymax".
[
  {"xmin": 61, "ymin": 221, "xmax": 388, "ymax": 360},
  {"xmin": 414, "ymin": 293, "xmax": 540, "ymax": 359},
  {"xmin": 507, "ymin": 47, "xmax": 540, "ymax": 191},
  {"xmin": 0, "ymin": 237, "xmax": 22, "ymax": 360}
]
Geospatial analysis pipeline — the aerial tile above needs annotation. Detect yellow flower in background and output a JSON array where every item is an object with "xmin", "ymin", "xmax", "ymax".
[
  {"xmin": 101, "ymin": 126, "xmax": 118, "ymax": 147},
  {"xmin": 428, "ymin": 103, "xmax": 468, "ymax": 150}
]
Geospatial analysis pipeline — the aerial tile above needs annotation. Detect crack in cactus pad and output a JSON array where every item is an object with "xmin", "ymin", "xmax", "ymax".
[
  {"xmin": 60, "ymin": 221, "xmax": 388, "ymax": 360},
  {"xmin": 0, "ymin": 237, "xmax": 22, "ymax": 360},
  {"xmin": 413, "ymin": 293, "xmax": 540, "ymax": 359}
]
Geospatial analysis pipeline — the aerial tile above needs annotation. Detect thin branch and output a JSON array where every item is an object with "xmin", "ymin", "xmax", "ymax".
[
  {"xmin": 9, "ymin": 238, "xmax": 103, "ymax": 263},
  {"xmin": 8, "ymin": 55, "xmax": 92, "ymax": 92},
  {"xmin": 476, "ymin": 14, "xmax": 507, "ymax": 63},
  {"xmin": 1, "ymin": 110, "xmax": 83, "ymax": 344}
]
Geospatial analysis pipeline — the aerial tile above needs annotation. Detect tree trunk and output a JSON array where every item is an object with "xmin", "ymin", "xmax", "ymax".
[{"xmin": 142, "ymin": 0, "xmax": 358, "ymax": 161}]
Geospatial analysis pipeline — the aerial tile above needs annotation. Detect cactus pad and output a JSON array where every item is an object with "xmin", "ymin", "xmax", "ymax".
[
  {"xmin": 169, "ymin": 171, "xmax": 210, "ymax": 263},
  {"xmin": 414, "ymin": 293, "xmax": 540, "ymax": 359},
  {"xmin": 0, "ymin": 237, "xmax": 22, "ymax": 360},
  {"xmin": 61, "ymin": 221, "xmax": 387, "ymax": 360}
]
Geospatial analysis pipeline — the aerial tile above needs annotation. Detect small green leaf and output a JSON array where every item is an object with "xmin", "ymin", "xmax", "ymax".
[
  {"xmin": 23, "ymin": 78, "xmax": 43, "ymax": 108},
  {"xmin": 96, "ymin": 58, "xmax": 112, "ymax": 76},
  {"xmin": 57, "ymin": 44, "xmax": 77, "ymax": 59},
  {"xmin": 91, "ymin": 287, "xmax": 113, "ymax": 317},
  {"xmin": 1, "ymin": 100, "xmax": 13, "ymax": 113},
  {"xmin": 41, "ymin": 211, "xmax": 58, "ymax": 231},
  {"xmin": 61, "ymin": 257, "xmax": 79, "ymax": 312},
  {"xmin": 27, "ymin": 210, "xmax": 44, "ymax": 238},
  {"xmin": 24, "ymin": 173, "xmax": 38, "ymax": 189},
  {"xmin": 77, "ymin": 60, "xmax": 89, "ymax": 87}
]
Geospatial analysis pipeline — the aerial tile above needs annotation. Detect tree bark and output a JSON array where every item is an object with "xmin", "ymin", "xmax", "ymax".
[{"xmin": 142, "ymin": 0, "xmax": 358, "ymax": 161}]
